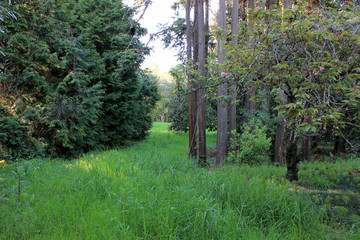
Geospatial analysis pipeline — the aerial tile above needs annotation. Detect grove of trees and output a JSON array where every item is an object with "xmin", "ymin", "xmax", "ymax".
[
  {"xmin": 1, "ymin": 0, "xmax": 359, "ymax": 183},
  {"xmin": 161, "ymin": 0, "xmax": 360, "ymax": 180},
  {"xmin": 0, "ymin": 0, "xmax": 160, "ymax": 160}
]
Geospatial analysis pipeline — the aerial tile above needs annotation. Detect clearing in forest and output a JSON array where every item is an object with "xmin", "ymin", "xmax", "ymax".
[{"xmin": 0, "ymin": 123, "xmax": 359, "ymax": 239}]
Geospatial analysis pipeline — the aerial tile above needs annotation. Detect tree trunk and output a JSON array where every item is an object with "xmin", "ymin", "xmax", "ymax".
[
  {"xmin": 245, "ymin": 0, "xmax": 255, "ymax": 121},
  {"xmin": 216, "ymin": 0, "xmax": 228, "ymax": 166},
  {"xmin": 161, "ymin": 104, "xmax": 166, "ymax": 122},
  {"xmin": 282, "ymin": 0, "xmax": 292, "ymax": 11},
  {"xmin": 198, "ymin": 0, "xmax": 207, "ymax": 165},
  {"xmin": 274, "ymin": 91, "xmax": 287, "ymax": 166},
  {"xmin": 265, "ymin": 0, "xmax": 273, "ymax": 26},
  {"xmin": 302, "ymin": 112, "xmax": 312, "ymax": 161},
  {"xmin": 286, "ymin": 139, "xmax": 299, "ymax": 181},
  {"xmin": 205, "ymin": 0, "xmax": 209, "ymax": 39},
  {"xmin": 281, "ymin": 0, "xmax": 300, "ymax": 181},
  {"xmin": 247, "ymin": 0, "xmax": 255, "ymax": 32},
  {"xmin": 186, "ymin": 0, "xmax": 197, "ymax": 158},
  {"xmin": 334, "ymin": 135, "xmax": 346, "ymax": 155},
  {"xmin": 274, "ymin": 0, "xmax": 292, "ymax": 165},
  {"xmin": 274, "ymin": 118, "xmax": 286, "ymax": 165},
  {"xmin": 229, "ymin": 0, "xmax": 239, "ymax": 142}
]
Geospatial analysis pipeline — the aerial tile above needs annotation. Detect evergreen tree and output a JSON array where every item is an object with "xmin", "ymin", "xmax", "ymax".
[{"xmin": 0, "ymin": 0, "xmax": 159, "ymax": 159}]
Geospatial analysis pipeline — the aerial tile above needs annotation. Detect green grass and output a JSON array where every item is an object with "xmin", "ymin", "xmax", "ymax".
[{"xmin": 0, "ymin": 122, "xmax": 359, "ymax": 239}]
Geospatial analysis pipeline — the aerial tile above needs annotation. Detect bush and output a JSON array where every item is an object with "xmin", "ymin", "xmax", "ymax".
[
  {"xmin": 0, "ymin": 105, "xmax": 40, "ymax": 160},
  {"xmin": 228, "ymin": 118, "xmax": 271, "ymax": 165}
]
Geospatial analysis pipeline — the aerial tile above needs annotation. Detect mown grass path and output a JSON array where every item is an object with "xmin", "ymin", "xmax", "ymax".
[{"xmin": 0, "ymin": 123, "xmax": 359, "ymax": 239}]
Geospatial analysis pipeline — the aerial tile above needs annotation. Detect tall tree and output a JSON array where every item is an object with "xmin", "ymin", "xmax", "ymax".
[
  {"xmin": 302, "ymin": 112, "xmax": 312, "ymax": 161},
  {"xmin": 265, "ymin": 0, "xmax": 273, "ymax": 26},
  {"xmin": 197, "ymin": 0, "xmax": 207, "ymax": 164},
  {"xmin": 274, "ymin": 91, "xmax": 287, "ymax": 165},
  {"xmin": 229, "ymin": 0, "xmax": 239, "ymax": 142},
  {"xmin": 186, "ymin": 0, "xmax": 207, "ymax": 163},
  {"xmin": 0, "ymin": 0, "xmax": 159, "ymax": 159},
  {"xmin": 216, "ymin": 0, "xmax": 228, "ymax": 165},
  {"xmin": 186, "ymin": 0, "xmax": 197, "ymax": 158},
  {"xmin": 245, "ymin": 0, "xmax": 255, "ymax": 119},
  {"xmin": 282, "ymin": 0, "xmax": 291, "ymax": 10},
  {"xmin": 274, "ymin": 0, "xmax": 292, "ymax": 165}
]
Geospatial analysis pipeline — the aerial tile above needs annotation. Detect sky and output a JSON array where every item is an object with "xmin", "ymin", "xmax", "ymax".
[
  {"xmin": 123, "ymin": 0, "xmax": 183, "ymax": 72},
  {"xmin": 123, "ymin": 0, "xmax": 218, "ymax": 73}
]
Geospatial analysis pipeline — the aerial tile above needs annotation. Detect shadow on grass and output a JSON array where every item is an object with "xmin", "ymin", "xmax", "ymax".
[{"xmin": 296, "ymin": 170, "xmax": 360, "ymax": 227}]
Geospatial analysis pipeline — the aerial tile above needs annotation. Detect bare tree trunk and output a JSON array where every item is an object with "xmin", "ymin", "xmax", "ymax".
[
  {"xmin": 193, "ymin": 1, "xmax": 199, "ymax": 65},
  {"xmin": 229, "ymin": 0, "xmax": 239, "ymax": 143},
  {"xmin": 282, "ymin": 0, "xmax": 292, "ymax": 10},
  {"xmin": 274, "ymin": 91, "xmax": 287, "ymax": 165},
  {"xmin": 247, "ymin": 0, "xmax": 255, "ymax": 31},
  {"xmin": 265, "ymin": 0, "xmax": 272, "ymax": 26},
  {"xmin": 198, "ymin": 0, "xmax": 207, "ymax": 165},
  {"xmin": 334, "ymin": 135, "xmax": 346, "ymax": 155},
  {"xmin": 216, "ymin": 0, "xmax": 228, "ymax": 165},
  {"xmin": 161, "ymin": 105, "xmax": 165, "ymax": 122},
  {"xmin": 205, "ymin": 0, "xmax": 210, "ymax": 80},
  {"xmin": 302, "ymin": 112, "xmax": 312, "ymax": 161},
  {"xmin": 241, "ymin": 0, "xmax": 246, "ymax": 22},
  {"xmin": 186, "ymin": 0, "xmax": 197, "ymax": 158},
  {"xmin": 286, "ymin": 138, "xmax": 299, "ymax": 181},
  {"xmin": 205, "ymin": 0, "xmax": 209, "ymax": 37},
  {"xmin": 274, "ymin": 122, "xmax": 286, "ymax": 164},
  {"xmin": 245, "ymin": 0, "xmax": 255, "ymax": 121}
]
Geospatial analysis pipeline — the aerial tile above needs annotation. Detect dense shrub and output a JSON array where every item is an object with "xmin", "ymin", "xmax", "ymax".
[
  {"xmin": 228, "ymin": 118, "xmax": 271, "ymax": 165},
  {"xmin": 0, "ymin": 105, "xmax": 41, "ymax": 160}
]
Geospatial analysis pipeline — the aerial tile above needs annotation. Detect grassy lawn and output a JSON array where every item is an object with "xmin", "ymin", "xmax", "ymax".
[{"xmin": 0, "ymin": 122, "xmax": 359, "ymax": 239}]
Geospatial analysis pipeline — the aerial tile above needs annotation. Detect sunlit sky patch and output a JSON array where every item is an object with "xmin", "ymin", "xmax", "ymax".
[{"xmin": 123, "ymin": 0, "xmax": 182, "ymax": 72}]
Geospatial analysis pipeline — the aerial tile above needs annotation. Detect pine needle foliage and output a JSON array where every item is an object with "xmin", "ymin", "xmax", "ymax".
[{"xmin": 0, "ymin": 0, "xmax": 159, "ymax": 160}]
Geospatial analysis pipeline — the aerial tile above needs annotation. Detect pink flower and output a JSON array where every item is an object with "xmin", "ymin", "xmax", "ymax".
[
  {"xmin": 319, "ymin": 66, "xmax": 325, "ymax": 71},
  {"xmin": 221, "ymin": 72, "xmax": 229, "ymax": 78}
]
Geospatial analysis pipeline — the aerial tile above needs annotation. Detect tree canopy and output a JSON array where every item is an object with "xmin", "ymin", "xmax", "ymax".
[{"xmin": 0, "ymin": 0, "xmax": 159, "ymax": 160}]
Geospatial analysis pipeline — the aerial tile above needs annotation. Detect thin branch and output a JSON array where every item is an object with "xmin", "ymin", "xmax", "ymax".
[
  {"xmin": 339, "ymin": 129, "xmax": 355, "ymax": 149},
  {"xmin": 346, "ymin": 122, "xmax": 360, "ymax": 129},
  {"xmin": 146, "ymin": 26, "xmax": 185, "ymax": 47},
  {"xmin": 135, "ymin": 0, "xmax": 151, "ymax": 24}
]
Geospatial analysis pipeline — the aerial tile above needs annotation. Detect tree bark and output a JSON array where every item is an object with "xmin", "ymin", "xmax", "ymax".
[
  {"xmin": 229, "ymin": 0, "xmax": 239, "ymax": 143},
  {"xmin": 334, "ymin": 135, "xmax": 346, "ymax": 155},
  {"xmin": 274, "ymin": 120, "xmax": 286, "ymax": 165},
  {"xmin": 216, "ymin": 0, "xmax": 228, "ymax": 165},
  {"xmin": 274, "ymin": 89, "xmax": 287, "ymax": 165},
  {"xmin": 286, "ymin": 139, "xmax": 299, "ymax": 181},
  {"xmin": 265, "ymin": 0, "xmax": 273, "ymax": 27},
  {"xmin": 247, "ymin": 0, "xmax": 255, "ymax": 32},
  {"xmin": 161, "ymin": 104, "xmax": 166, "ymax": 122},
  {"xmin": 198, "ymin": 0, "xmax": 207, "ymax": 165},
  {"xmin": 245, "ymin": 0, "xmax": 255, "ymax": 121},
  {"xmin": 281, "ymin": 0, "xmax": 295, "ymax": 175},
  {"xmin": 205, "ymin": 0, "xmax": 209, "ymax": 37},
  {"xmin": 186, "ymin": 0, "xmax": 197, "ymax": 158},
  {"xmin": 282, "ymin": 0, "xmax": 292, "ymax": 11},
  {"xmin": 302, "ymin": 112, "xmax": 312, "ymax": 161}
]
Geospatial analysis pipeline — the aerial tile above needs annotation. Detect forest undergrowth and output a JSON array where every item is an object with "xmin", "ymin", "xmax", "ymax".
[{"xmin": 0, "ymin": 123, "xmax": 359, "ymax": 239}]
